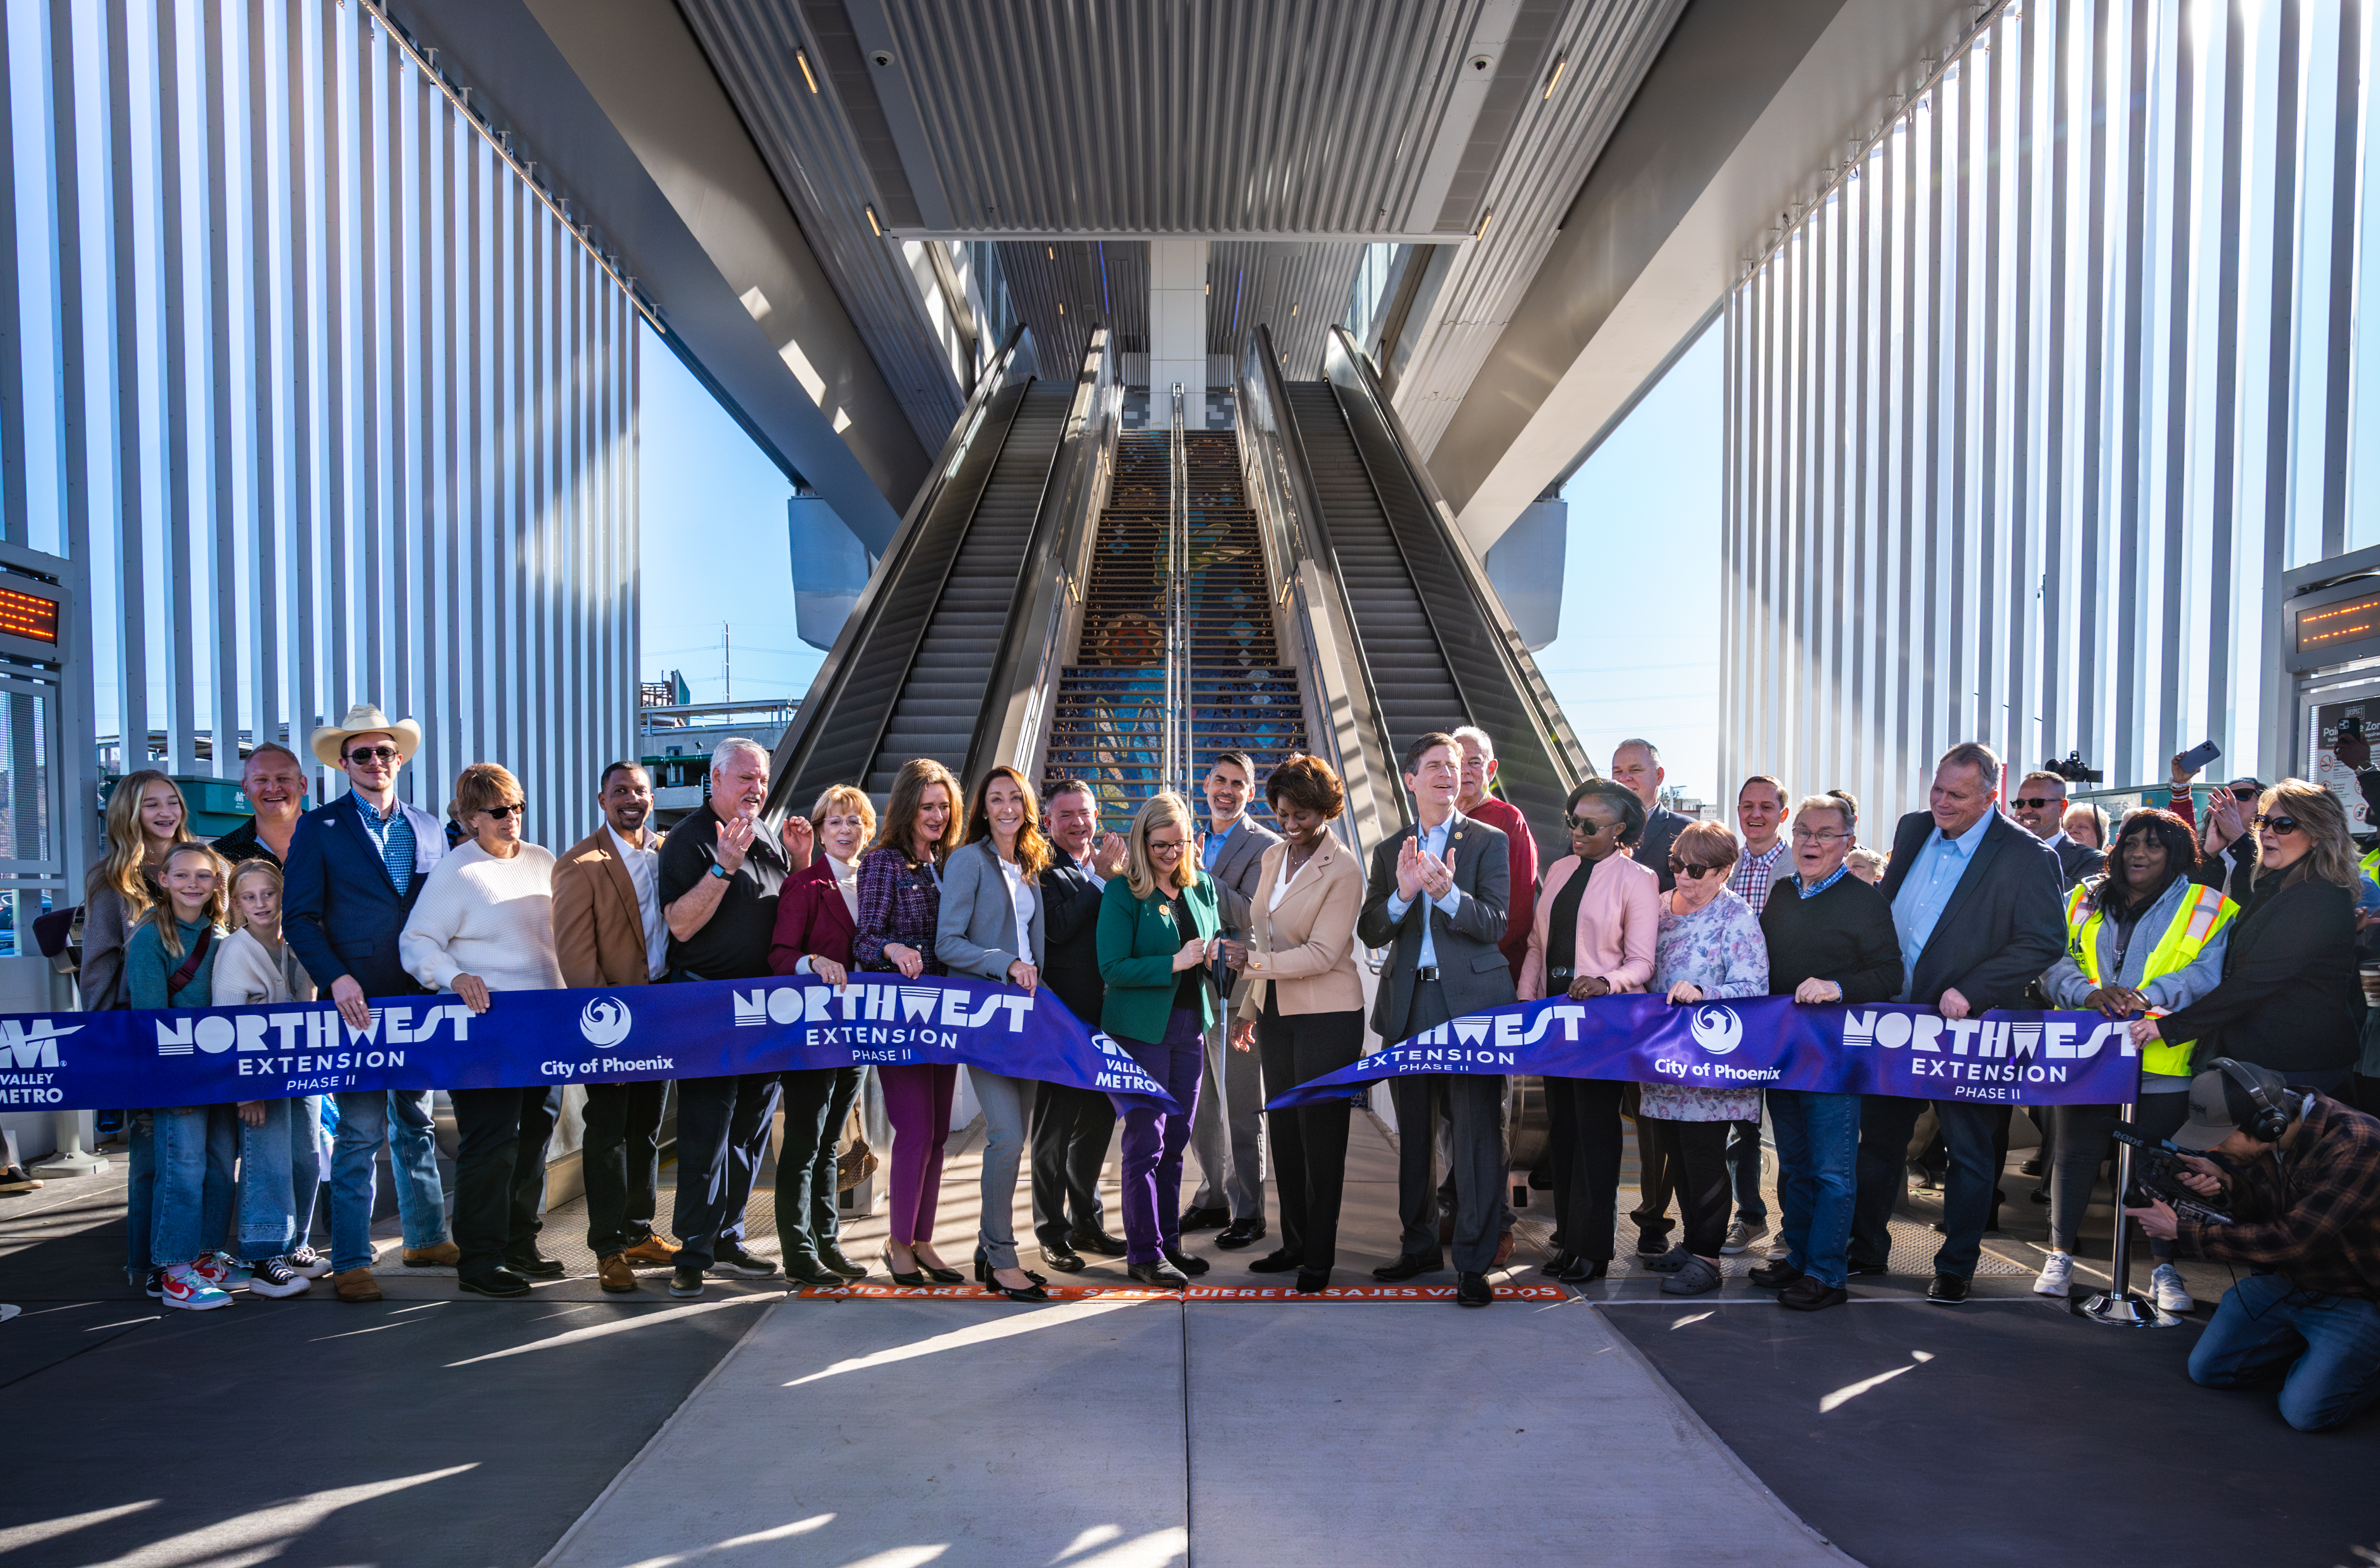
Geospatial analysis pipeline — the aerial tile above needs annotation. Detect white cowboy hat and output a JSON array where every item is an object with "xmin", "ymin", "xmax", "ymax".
[{"xmin": 309, "ymin": 703, "xmax": 425, "ymax": 768}]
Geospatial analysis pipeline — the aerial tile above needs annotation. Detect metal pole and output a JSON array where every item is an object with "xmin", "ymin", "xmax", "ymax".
[
  {"xmin": 2077, "ymin": 1095, "xmax": 2175, "ymax": 1325},
  {"xmin": 1168, "ymin": 380, "xmax": 1188, "ymax": 797}
]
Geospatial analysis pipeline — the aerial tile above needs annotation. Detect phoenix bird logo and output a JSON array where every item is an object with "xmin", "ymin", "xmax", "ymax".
[
  {"xmin": 578, "ymin": 997, "xmax": 633, "ymax": 1048},
  {"xmin": 1689, "ymin": 1005, "xmax": 1743, "ymax": 1057}
]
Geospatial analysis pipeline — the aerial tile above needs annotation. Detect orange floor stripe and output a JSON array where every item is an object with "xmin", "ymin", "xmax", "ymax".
[{"xmin": 793, "ymin": 1281, "xmax": 1571, "ymax": 1303}]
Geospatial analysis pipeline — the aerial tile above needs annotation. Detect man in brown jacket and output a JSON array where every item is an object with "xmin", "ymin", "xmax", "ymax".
[{"xmin": 552, "ymin": 761, "xmax": 677, "ymax": 1292}]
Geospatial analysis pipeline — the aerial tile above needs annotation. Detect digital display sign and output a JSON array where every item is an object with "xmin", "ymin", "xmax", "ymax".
[
  {"xmin": 0, "ymin": 582, "xmax": 60, "ymax": 646},
  {"xmin": 2296, "ymin": 589, "xmax": 2380, "ymax": 657}
]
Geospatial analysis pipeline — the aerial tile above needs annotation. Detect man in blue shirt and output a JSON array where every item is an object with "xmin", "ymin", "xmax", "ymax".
[{"xmin": 1853, "ymin": 741, "xmax": 2067, "ymax": 1304}]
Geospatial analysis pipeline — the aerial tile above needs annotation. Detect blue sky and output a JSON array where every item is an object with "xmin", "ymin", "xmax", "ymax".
[{"xmin": 638, "ymin": 321, "xmax": 1723, "ymax": 798}]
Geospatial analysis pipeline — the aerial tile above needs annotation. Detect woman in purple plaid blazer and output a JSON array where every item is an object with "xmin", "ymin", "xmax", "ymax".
[{"xmin": 856, "ymin": 757, "xmax": 965, "ymax": 1284}]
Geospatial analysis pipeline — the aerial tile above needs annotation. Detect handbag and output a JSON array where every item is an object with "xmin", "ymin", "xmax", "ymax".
[{"xmin": 835, "ymin": 1098, "xmax": 877, "ymax": 1193}]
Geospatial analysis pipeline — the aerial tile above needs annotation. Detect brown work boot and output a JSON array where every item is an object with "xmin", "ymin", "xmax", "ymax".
[
  {"xmin": 619, "ymin": 1235, "xmax": 677, "ymax": 1267},
  {"xmin": 333, "ymin": 1267, "xmax": 383, "ymax": 1303},
  {"xmin": 401, "ymin": 1240, "xmax": 461, "ymax": 1268},
  {"xmin": 597, "ymin": 1253, "xmax": 638, "ymax": 1294}
]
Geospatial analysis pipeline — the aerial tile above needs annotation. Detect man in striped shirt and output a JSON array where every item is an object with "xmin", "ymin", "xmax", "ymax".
[{"xmin": 1721, "ymin": 775, "xmax": 1793, "ymax": 1256}]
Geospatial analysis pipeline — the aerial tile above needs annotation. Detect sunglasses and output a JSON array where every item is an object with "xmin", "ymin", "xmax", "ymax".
[
  {"xmin": 2010, "ymin": 797, "xmax": 2064, "ymax": 810},
  {"xmin": 343, "ymin": 746, "xmax": 400, "ymax": 764},
  {"xmin": 2253, "ymin": 814, "xmax": 2301, "ymax": 835},
  {"xmin": 1670, "ymin": 862, "xmax": 1725, "ymax": 880},
  {"xmin": 482, "ymin": 803, "xmax": 526, "ymax": 820},
  {"xmin": 1565, "ymin": 813, "xmax": 1617, "ymax": 833}
]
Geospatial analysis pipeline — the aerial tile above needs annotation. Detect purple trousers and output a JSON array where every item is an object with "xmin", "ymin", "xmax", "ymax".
[
  {"xmin": 880, "ymin": 1063, "xmax": 957, "ymax": 1246},
  {"xmin": 1113, "ymin": 1007, "xmax": 1207, "ymax": 1264}
]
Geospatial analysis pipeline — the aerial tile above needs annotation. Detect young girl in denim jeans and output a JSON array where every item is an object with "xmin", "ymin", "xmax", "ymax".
[
  {"xmin": 126, "ymin": 844, "xmax": 238, "ymax": 1310},
  {"xmin": 215, "ymin": 858, "xmax": 326, "ymax": 1298}
]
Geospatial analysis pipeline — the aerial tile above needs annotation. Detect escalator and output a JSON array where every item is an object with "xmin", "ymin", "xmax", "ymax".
[
  {"xmin": 1236, "ymin": 325, "xmax": 1589, "ymax": 864},
  {"xmin": 767, "ymin": 329, "xmax": 1092, "ymax": 815}
]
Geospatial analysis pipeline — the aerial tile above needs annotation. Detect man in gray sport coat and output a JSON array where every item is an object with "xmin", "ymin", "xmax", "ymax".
[
  {"xmin": 1184, "ymin": 751, "xmax": 1282, "ymax": 1248},
  {"xmin": 1356, "ymin": 731, "xmax": 1514, "ymax": 1305}
]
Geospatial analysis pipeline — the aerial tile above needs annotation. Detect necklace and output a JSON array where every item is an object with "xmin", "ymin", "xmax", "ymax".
[{"xmin": 1285, "ymin": 838, "xmax": 1320, "ymax": 878}]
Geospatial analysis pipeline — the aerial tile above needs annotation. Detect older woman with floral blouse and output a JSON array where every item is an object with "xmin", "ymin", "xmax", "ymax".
[{"xmin": 1639, "ymin": 819, "xmax": 1770, "ymax": 1297}]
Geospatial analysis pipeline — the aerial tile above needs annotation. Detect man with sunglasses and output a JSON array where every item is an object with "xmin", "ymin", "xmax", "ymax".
[
  {"xmin": 284, "ymin": 702, "xmax": 454, "ymax": 1303},
  {"xmin": 2008, "ymin": 771, "xmax": 2104, "ymax": 888},
  {"xmin": 1858, "ymin": 740, "xmax": 2066, "ymax": 1305},
  {"xmin": 1359, "ymin": 732, "xmax": 1515, "ymax": 1306}
]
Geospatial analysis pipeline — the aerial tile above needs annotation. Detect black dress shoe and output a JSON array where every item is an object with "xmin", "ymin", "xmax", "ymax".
[
  {"xmin": 1129, "ymin": 1260, "xmax": 1189, "ymax": 1289},
  {"xmin": 1372, "ymin": 1252, "xmax": 1445, "ymax": 1282},
  {"xmin": 1040, "ymin": 1243, "xmax": 1087, "ymax": 1274},
  {"xmin": 1070, "ymin": 1227, "xmax": 1127, "ymax": 1257},
  {"xmin": 783, "ymin": 1254, "xmax": 844, "ymax": 1288},
  {"xmin": 1927, "ymin": 1271, "xmax": 1971, "ymax": 1305},
  {"xmin": 1214, "ymin": 1217, "xmax": 1266, "ymax": 1250},
  {"xmin": 990, "ymin": 1277, "xmax": 1051, "ymax": 1302},
  {"xmin": 459, "ymin": 1267, "xmax": 532, "ymax": 1298},
  {"xmin": 1178, "ymin": 1205, "xmax": 1230, "ymax": 1233},
  {"xmin": 818, "ymin": 1244, "xmax": 868, "ymax": 1279},
  {"xmin": 1455, "ymin": 1271, "xmax": 1493, "ymax": 1307},
  {"xmin": 1779, "ymin": 1276, "xmax": 1849, "ymax": 1311},
  {"xmin": 1539, "ymin": 1250, "xmax": 1577, "ymax": 1278},
  {"xmin": 2027, "ymin": 1186, "xmax": 2052, "ymax": 1205},
  {"xmin": 1294, "ymin": 1267, "xmax": 1330, "ymax": 1294},
  {"xmin": 1163, "ymin": 1248, "xmax": 1210, "ymax": 1277},
  {"xmin": 1246, "ymin": 1247, "xmax": 1303, "ymax": 1274},
  {"xmin": 710, "ymin": 1241, "xmax": 779, "ymax": 1279},
  {"xmin": 504, "ymin": 1251, "xmax": 566, "ymax": 1280},
  {"xmin": 879, "ymin": 1246, "xmax": 926, "ymax": 1287},
  {"xmin": 1748, "ymin": 1260, "xmax": 1805, "ymax": 1289},
  {"xmin": 1556, "ymin": 1255, "xmax": 1608, "ymax": 1283},
  {"xmin": 1845, "ymin": 1257, "xmax": 1890, "ymax": 1277}
]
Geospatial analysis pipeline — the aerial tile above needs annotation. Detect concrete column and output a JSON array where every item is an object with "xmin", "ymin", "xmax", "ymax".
[{"xmin": 1148, "ymin": 239, "xmax": 1210, "ymax": 429}]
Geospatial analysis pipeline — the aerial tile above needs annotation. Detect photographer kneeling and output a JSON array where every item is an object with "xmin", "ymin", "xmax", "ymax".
[{"xmin": 2128, "ymin": 1060, "xmax": 2380, "ymax": 1432}]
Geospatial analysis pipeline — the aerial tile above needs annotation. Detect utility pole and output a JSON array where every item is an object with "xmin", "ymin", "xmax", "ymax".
[{"xmin": 722, "ymin": 621, "xmax": 732, "ymax": 701}]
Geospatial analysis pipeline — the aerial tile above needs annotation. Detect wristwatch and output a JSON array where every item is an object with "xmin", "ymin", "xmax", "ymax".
[{"xmin": 707, "ymin": 862, "xmax": 730, "ymax": 880}]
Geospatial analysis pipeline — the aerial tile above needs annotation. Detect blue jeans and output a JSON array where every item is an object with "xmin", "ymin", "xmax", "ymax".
[
  {"xmin": 237, "ymin": 1096, "xmax": 323, "ymax": 1262},
  {"xmin": 1769, "ymin": 1089, "xmax": 1859, "ymax": 1287},
  {"xmin": 330, "ymin": 1089, "xmax": 448, "ymax": 1274},
  {"xmin": 1726, "ymin": 1115, "xmax": 1768, "ymax": 1224},
  {"xmin": 2191, "ymin": 1273, "xmax": 2380, "ymax": 1432},
  {"xmin": 125, "ymin": 1106, "xmax": 238, "ymax": 1277}
]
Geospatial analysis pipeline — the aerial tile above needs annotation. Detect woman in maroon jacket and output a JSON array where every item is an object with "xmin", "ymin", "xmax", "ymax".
[
  {"xmin": 768, "ymin": 784, "xmax": 876, "ymax": 1286},
  {"xmin": 853, "ymin": 758, "xmax": 965, "ymax": 1284}
]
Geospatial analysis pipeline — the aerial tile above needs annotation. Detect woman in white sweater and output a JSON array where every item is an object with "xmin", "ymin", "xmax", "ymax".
[
  {"xmin": 399, "ymin": 762, "xmax": 564, "ymax": 1297},
  {"xmin": 216, "ymin": 858, "xmax": 326, "ymax": 1297}
]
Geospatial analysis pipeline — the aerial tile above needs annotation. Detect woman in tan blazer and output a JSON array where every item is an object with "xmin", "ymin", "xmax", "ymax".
[{"xmin": 1233, "ymin": 755, "xmax": 1366, "ymax": 1293}]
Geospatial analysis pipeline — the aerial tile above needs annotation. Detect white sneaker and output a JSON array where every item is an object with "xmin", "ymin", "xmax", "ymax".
[
  {"xmin": 2032, "ymin": 1252, "xmax": 2074, "ymax": 1297},
  {"xmin": 2151, "ymin": 1263, "xmax": 2194, "ymax": 1313},
  {"xmin": 1721, "ymin": 1219, "xmax": 1769, "ymax": 1256},
  {"xmin": 248, "ymin": 1257, "xmax": 312, "ymax": 1298},
  {"xmin": 285, "ymin": 1245, "xmax": 333, "ymax": 1279}
]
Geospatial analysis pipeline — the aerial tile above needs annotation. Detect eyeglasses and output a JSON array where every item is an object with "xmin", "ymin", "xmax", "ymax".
[
  {"xmin": 1147, "ymin": 837, "xmax": 1186, "ymax": 856},
  {"xmin": 2230, "ymin": 786, "xmax": 2262, "ymax": 800},
  {"xmin": 1671, "ymin": 861, "xmax": 1725, "ymax": 880},
  {"xmin": 1565, "ymin": 813, "xmax": 1616, "ymax": 834},
  {"xmin": 343, "ymin": 746, "xmax": 399, "ymax": 765},
  {"xmin": 2254, "ymin": 814, "xmax": 2301, "ymax": 836},
  {"xmin": 2010, "ymin": 797, "xmax": 2064, "ymax": 810},
  {"xmin": 482, "ymin": 803, "xmax": 525, "ymax": 820},
  {"xmin": 1788, "ymin": 828, "xmax": 1847, "ymax": 845}
]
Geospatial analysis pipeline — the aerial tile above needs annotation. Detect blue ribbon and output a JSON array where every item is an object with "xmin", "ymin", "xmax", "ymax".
[
  {"xmin": 1263, "ymin": 995, "xmax": 2144, "ymax": 1109},
  {"xmin": 0, "ymin": 973, "xmax": 1181, "ymax": 1114}
]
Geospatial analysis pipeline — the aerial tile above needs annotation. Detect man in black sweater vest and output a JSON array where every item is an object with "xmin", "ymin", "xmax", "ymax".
[{"xmin": 1750, "ymin": 793, "xmax": 1904, "ymax": 1310}]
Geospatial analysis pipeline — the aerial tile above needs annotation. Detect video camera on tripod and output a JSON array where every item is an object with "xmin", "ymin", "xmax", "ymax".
[{"xmin": 2100, "ymin": 1119, "xmax": 2234, "ymax": 1226}]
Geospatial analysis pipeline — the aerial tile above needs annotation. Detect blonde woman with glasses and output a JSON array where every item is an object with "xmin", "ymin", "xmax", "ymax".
[{"xmin": 1095, "ymin": 792, "xmax": 1235, "ymax": 1288}]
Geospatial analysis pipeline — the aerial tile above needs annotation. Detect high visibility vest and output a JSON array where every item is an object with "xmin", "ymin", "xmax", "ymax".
[
  {"xmin": 2064, "ymin": 880, "xmax": 2237, "ymax": 1079},
  {"xmin": 2361, "ymin": 846, "xmax": 2380, "ymax": 887}
]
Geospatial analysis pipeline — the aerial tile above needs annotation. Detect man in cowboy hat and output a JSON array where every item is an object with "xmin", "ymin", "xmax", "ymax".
[{"xmin": 284, "ymin": 703, "xmax": 455, "ymax": 1303}]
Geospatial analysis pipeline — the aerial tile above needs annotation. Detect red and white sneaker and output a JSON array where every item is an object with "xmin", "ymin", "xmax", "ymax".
[
  {"xmin": 159, "ymin": 1262, "xmax": 233, "ymax": 1311},
  {"xmin": 189, "ymin": 1253, "xmax": 252, "ymax": 1292}
]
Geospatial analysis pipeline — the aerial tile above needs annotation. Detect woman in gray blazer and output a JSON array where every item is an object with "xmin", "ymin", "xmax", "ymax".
[{"xmin": 936, "ymin": 765, "xmax": 1052, "ymax": 1302}]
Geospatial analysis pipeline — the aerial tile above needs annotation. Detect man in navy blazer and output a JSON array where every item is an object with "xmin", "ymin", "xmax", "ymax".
[
  {"xmin": 1849, "ymin": 741, "xmax": 2066, "ymax": 1305},
  {"xmin": 283, "ymin": 703, "xmax": 453, "ymax": 1302}
]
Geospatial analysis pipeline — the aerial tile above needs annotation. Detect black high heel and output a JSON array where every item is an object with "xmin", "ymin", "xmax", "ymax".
[
  {"xmin": 913, "ymin": 1248, "xmax": 962, "ymax": 1285},
  {"xmin": 880, "ymin": 1244, "xmax": 926, "ymax": 1288},
  {"xmin": 977, "ymin": 1248, "xmax": 1050, "ymax": 1295}
]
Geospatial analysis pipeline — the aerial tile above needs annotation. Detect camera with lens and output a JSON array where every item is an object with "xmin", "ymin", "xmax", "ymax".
[
  {"xmin": 2104, "ymin": 1121, "xmax": 2234, "ymax": 1226},
  {"xmin": 2045, "ymin": 750, "xmax": 2105, "ymax": 785}
]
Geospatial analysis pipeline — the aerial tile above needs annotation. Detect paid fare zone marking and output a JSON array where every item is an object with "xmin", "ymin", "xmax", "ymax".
[{"xmin": 793, "ymin": 1282, "xmax": 1572, "ymax": 1303}]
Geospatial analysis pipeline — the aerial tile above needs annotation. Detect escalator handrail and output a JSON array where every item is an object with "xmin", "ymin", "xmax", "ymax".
[
  {"xmin": 1320, "ymin": 325, "xmax": 1593, "ymax": 799},
  {"xmin": 1236, "ymin": 325, "xmax": 1408, "ymax": 863},
  {"xmin": 964, "ymin": 327, "xmax": 1120, "ymax": 779},
  {"xmin": 763, "ymin": 326, "xmax": 1035, "ymax": 819}
]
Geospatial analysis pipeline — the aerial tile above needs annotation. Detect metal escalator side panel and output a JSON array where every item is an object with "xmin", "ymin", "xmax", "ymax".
[{"xmin": 765, "ymin": 326, "xmax": 1035, "ymax": 819}]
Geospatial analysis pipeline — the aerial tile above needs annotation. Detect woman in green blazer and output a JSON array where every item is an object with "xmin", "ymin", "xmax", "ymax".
[{"xmin": 1097, "ymin": 792, "xmax": 1236, "ymax": 1288}]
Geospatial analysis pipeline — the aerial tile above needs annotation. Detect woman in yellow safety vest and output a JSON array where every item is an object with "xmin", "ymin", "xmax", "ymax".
[{"xmin": 2037, "ymin": 806, "xmax": 2237, "ymax": 1314}]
